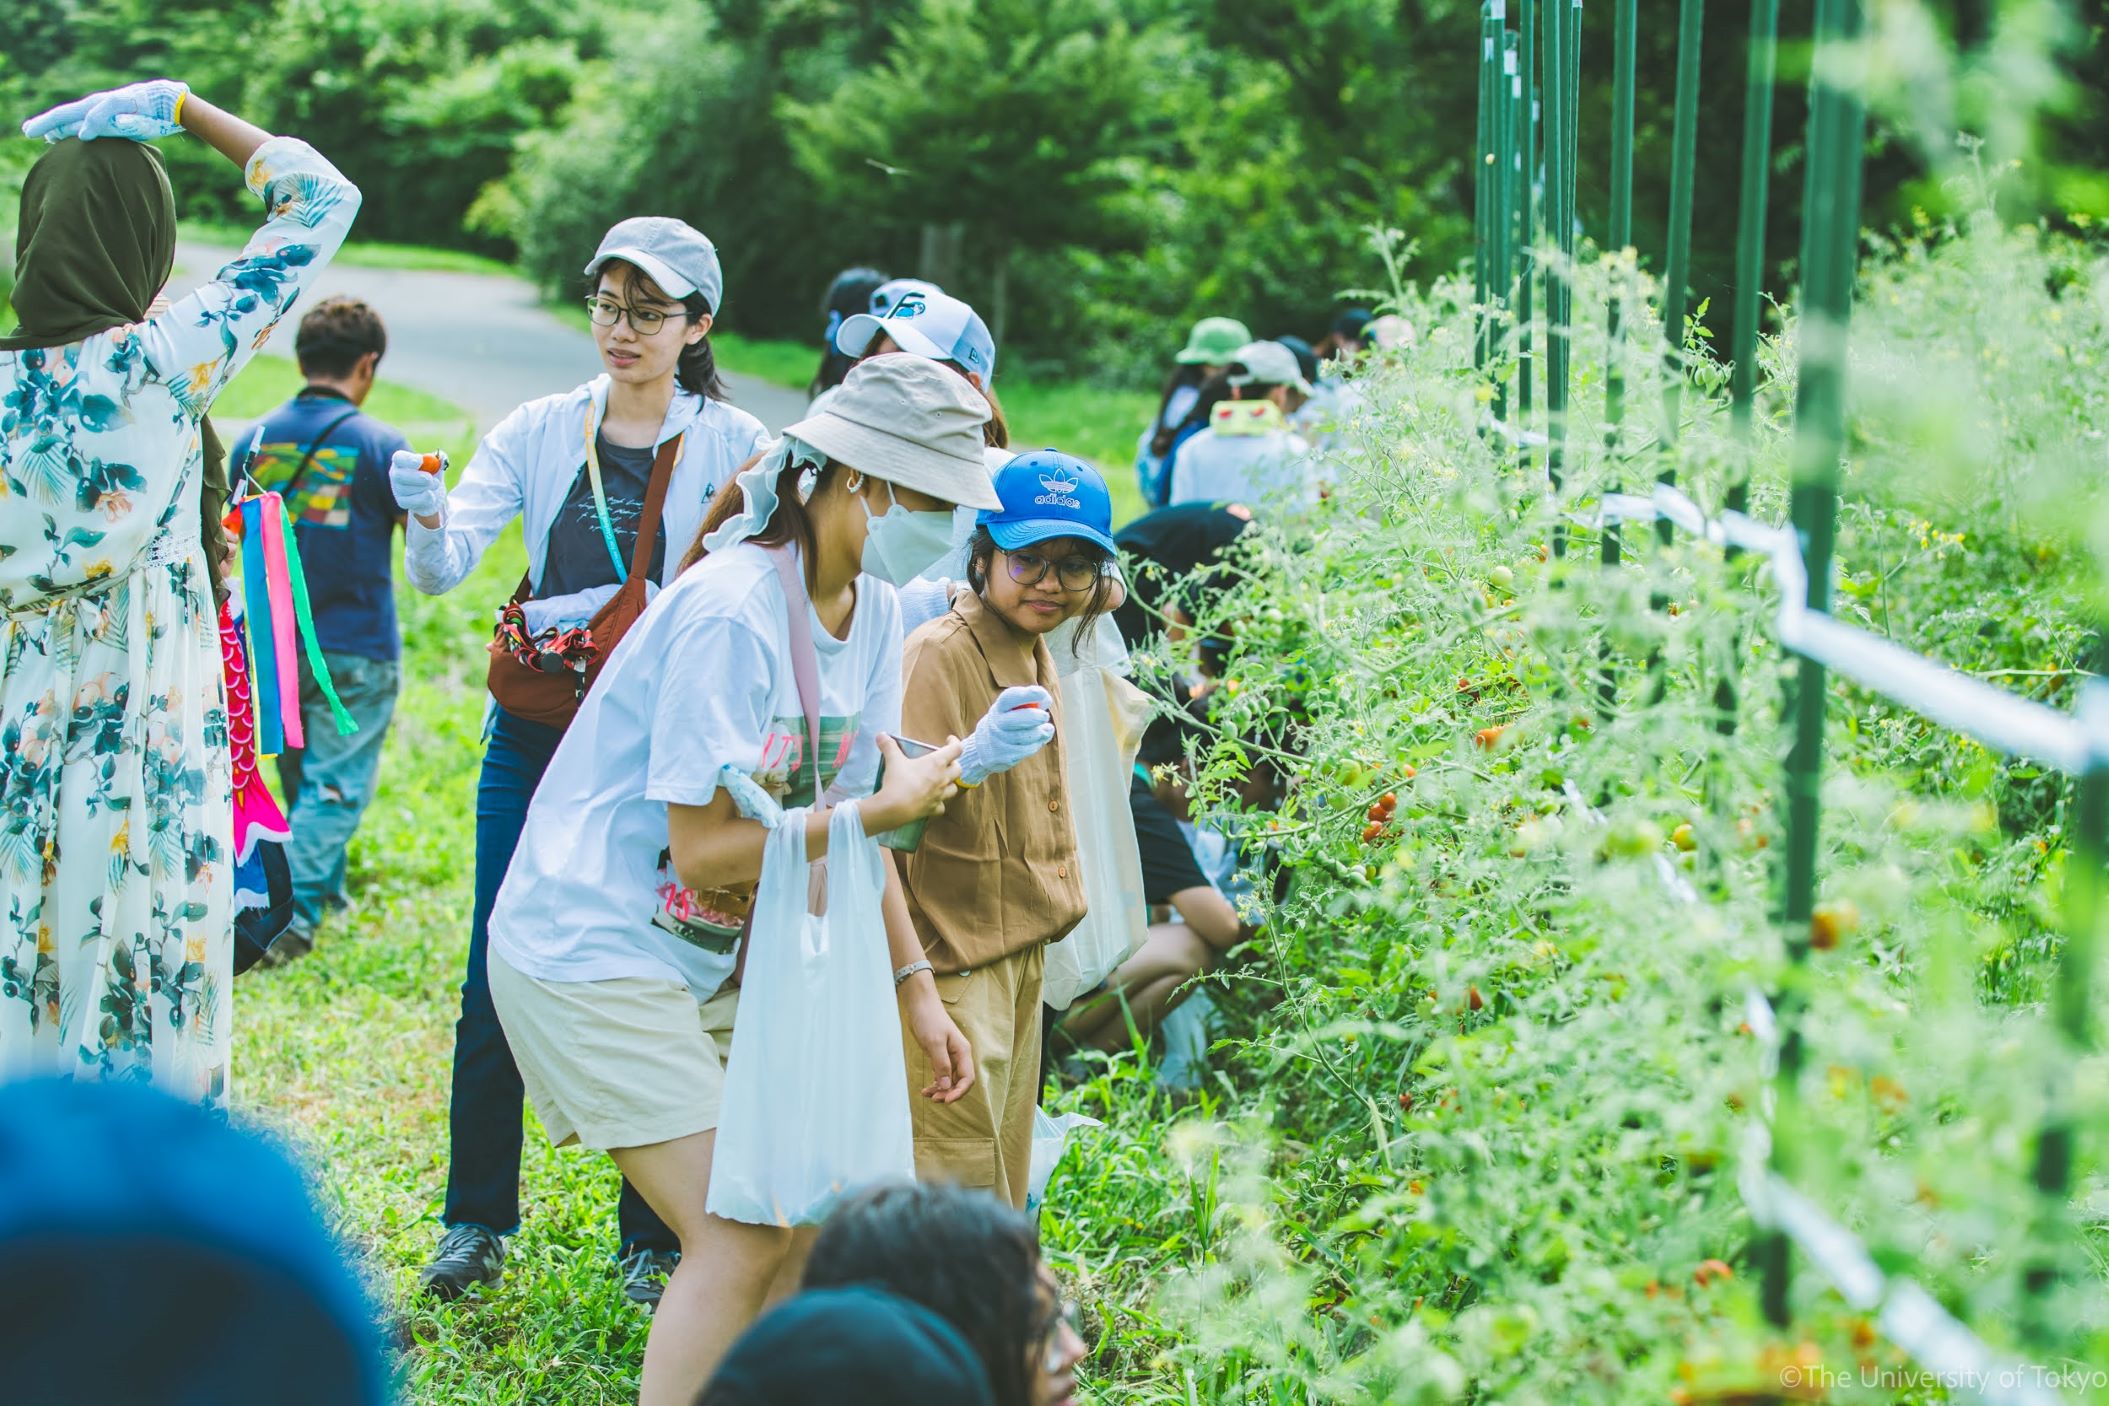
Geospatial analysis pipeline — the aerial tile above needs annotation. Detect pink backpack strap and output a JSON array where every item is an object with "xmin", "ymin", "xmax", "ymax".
[{"xmin": 765, "ymin": 544, "xmax": 825, "ymax": 807}]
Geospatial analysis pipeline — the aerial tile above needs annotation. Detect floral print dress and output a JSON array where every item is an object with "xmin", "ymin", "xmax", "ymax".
[{"xmin": 0, "ymin": 138, "xmax": 359, "ymax": 1104}]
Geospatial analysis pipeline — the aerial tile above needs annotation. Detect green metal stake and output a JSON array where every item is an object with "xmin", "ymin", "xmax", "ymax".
[
  {"xmin": 1764, "ymin": 0, "xmax": 1864, "ymax": 1331},
  {"xmin": 1518, "ymin": 0, "xmax": 1537, "ymax": 477},
  {"xmin": 1660, "ymin": 0, "xmax": 1704, "ymax": 537},
  {"xmin": 1603, "ymin": 0, "xmax": 1636, "ymax": 576},
  {"xmin": 1713, "ymin": 0, "xmax": 1781, "ymax": 736},
  {"xmin": 1494, "ymin": 30, "xmax": 1517, "ymax": 426},
  {"xmin": 2027, "ymin": 665, "xmax": 2107, "ymax": 1341},
  {"xmin": 1729, "ymin": 0, "xmax": 1782, "ymax": 491},
  {"xmin": 1476, "ymin": 4, "xmax": 1498, "ymax": 376},
  {"xmin": 1544, "ymin": 0, "xmax": 1569, "ymax": 497}
]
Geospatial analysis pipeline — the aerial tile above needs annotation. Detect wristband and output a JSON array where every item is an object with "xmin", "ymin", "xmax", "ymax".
[
  {"xmin": 892, "ymin": 959, "xmax": 933, "ymax": 990},
  {"xmin": 171, "ymin": 89, "xmax": 187, "ymax": 127}
]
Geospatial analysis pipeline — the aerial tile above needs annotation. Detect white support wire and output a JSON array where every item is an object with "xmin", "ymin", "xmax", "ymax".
[
  {"xmin": 1552, "ymin": 491, "xmax": 2088, "ymax": 1398},
  {"xmin": 1735, "ymin": 991, "xmax": 2069, "ymax": 1406},
  {"xmin": 1589, "ymin": 483, "xmax": 2107, "ymax": 777}
]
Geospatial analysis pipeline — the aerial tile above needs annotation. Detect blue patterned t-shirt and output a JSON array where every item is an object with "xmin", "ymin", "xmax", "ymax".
[{"xmin": 239, "ymin": 389, "xmax": 410, "ymax": 662}]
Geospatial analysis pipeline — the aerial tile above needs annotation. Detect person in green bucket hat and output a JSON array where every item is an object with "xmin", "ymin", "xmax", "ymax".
[{"xmin": 1135, "ymin": 315, "xmax": 1252, "ymax": 508}]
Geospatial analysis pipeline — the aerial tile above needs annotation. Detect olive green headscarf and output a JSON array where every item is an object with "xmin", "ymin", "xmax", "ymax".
[{"xmin": 5, "ymin": 137, "xmax": 229, "ymax": 601}]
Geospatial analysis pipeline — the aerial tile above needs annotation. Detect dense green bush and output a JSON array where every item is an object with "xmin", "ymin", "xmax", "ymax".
[
  {"xmin": 5, "ymin": 1, "xmax": 2105, "ymax": 374},
  {"xmin": 1040, "ymin": 203, "xmax": 2109, "ymax": 1400}
]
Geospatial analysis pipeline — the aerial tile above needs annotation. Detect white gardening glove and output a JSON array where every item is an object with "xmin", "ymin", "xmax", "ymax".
[
  {"xmin": 717, "ymin": 766, "xmax": 785, "ymax": 829},
  {"xmin": 23, "ymin": 81, "xmax": 190, "ymax": 143},
  {"xmin": 958, "ymin": 685, "xmax": 1055, "ymax": 786},
  {"xmin": 388, "ymin": 449, "xmax": 448, "ymax": 520}
]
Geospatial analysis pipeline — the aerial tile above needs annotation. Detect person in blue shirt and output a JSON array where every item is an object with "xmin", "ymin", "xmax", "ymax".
[{"xmin": 234, "ymin": 296, "xmax": 410, "ymax": 964}]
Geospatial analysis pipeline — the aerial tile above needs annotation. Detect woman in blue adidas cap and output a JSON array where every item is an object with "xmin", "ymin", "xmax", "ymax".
[{"xmin": 890, "ymin": 449, "xmax": 1120, "ymax": 1208}]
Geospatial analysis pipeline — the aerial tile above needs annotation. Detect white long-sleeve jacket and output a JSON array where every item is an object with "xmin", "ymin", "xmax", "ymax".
[{"xmin": 404, "ymin": 375, "xmax": 768, "ymax": 597}]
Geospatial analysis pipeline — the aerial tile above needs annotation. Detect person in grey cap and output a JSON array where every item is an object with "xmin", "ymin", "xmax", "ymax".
[
  {"xmin": 386, "ymin": 216, "xmax": 768, "ymax": 1309},
  {"xmin": 482, "ymin": 353, "xmax": 1009, "ymax": 1406}
]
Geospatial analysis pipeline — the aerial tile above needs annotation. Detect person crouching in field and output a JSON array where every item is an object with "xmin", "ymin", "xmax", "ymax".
[{"xmin": 893, "ymin": 450, "xmax": 1120, "ymax": 1207}]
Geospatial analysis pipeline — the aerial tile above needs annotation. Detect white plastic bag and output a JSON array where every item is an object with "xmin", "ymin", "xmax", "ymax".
[
  {"xmin": 1042, "ymin": 615, "xmax": 1154, "ymax": 1010},
  {"xmin": 708, "ymin": 803, "xmax": 915, "ymax": 1225},
  {"xmin": 1025, "ymin": 1108, "xmax": 1104, "ymax": 1211}
]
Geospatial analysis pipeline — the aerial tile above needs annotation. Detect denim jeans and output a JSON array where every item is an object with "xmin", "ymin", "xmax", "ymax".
[
  {"xmin": 277, "ymin": 652, "xmax": 399, "ymax": 938},
  {"xmin": 441, "ymin": 707, "xmax": 675, "ymax": 1254}
]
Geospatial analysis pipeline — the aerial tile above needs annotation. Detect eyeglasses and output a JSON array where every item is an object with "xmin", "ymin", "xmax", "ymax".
[
  {"xmin": 1003, "ymin": 549, "xmax": 1101, "ymax": 593},
  {"xmin": 1037, "ymin": 1298, "xmax": 1084, "ymax": 1373},
  {"xmin": 584, "ymin": 296, "xmax": 679, "ymax": 335}
]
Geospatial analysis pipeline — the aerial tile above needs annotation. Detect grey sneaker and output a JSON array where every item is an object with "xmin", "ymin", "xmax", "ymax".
[
  {"xmin": 619, "ymin": 1248, "xmax": 680, "ymax": 1309},
  {"xmin": 255, "ymin": 928, "xmax": 314, "ymax": 969},
  {"xmin": 420, "ymin": 1224, "xmax": 505, "ymax": 1301}
]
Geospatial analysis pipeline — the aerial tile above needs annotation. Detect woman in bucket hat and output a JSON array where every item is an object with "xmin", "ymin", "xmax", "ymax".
[
  {"xmin": 484, "ymin": 354, "xmax": 1004, "ymax": 1406},
  {"xmin": 389, "ymin": 216, "xmax": 768, "ymax": 1306}
]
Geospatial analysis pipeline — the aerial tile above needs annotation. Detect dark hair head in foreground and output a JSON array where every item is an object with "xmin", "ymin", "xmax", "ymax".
[
  {"xmin": 696, "ymin": 1285, "xmax": 995, "ymax": 1406},
  {"xmin": 802, "ymin": 1181, "xmax": 1051, "ymax": 1406}
]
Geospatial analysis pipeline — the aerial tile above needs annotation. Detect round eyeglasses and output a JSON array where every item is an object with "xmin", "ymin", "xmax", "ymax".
[
  {"xmin": 1002, "ymin": 548, "xmax": 1102, "ymax": 593},
  {"xmin": 585, "ymin": 296, "xmax": 677, "ymax": 336}
]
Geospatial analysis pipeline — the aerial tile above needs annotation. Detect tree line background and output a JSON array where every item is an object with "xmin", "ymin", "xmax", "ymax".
[{"xmin": 3, "ymin": 0, "xmax": 2104, "ymax": 381}]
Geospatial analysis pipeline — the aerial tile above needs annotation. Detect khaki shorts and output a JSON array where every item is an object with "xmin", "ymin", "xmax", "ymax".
[{"xmin": 488, "ymin": 952, "xmax": 739, "ymax": 1152}]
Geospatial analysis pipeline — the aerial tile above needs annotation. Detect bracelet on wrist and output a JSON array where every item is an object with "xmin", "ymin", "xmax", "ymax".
[{"xmin": 892, "ymin": 959, "xmax": 933, "ymax": 990}]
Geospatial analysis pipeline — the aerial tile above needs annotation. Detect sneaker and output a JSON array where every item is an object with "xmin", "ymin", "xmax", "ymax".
[
  {"xmin": 619, "ymin": 1248, "xmax": 680, "ymax": 1310},
  {"xmin": 420, "ymin": 1224, "xmax": 505, "ymax": 1301},
  {"xmin": 255, "ymin": 928, "xmax": 315, "ymax": 970}
]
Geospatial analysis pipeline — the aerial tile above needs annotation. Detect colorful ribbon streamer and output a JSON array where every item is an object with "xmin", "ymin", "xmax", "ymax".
[{"xmin": 232, "ymin": 492, "xmax": 358, "ymax": 759}]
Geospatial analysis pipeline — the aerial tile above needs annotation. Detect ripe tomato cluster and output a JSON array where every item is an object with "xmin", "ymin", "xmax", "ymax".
[{"xmin": 1361, "ymin": 790, "xmax": 1399, "ymax": 845}]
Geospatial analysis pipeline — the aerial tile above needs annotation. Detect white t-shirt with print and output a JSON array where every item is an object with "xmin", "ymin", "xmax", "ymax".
[{"xmin": 489, "ymin": 541, "xmax": 904, "ymax": 994}]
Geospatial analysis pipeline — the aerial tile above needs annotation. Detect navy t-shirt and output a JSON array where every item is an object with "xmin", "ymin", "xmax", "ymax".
[
  {"xmin": 239, "ymin": 390, "xmax": 410, "ymax": 663},
  {"xmin": 537, "ymin": 435, "xmax": 667, "ymax": 599}
]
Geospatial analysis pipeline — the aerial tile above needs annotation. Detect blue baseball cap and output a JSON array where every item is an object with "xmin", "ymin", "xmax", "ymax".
[
  {"xmin": 979, "ymin": 449, "xmax": 1116, "ymax": 555},
  {"xmin": 836, "ymin": 288, "xmax": 997, "ymax": 378}
]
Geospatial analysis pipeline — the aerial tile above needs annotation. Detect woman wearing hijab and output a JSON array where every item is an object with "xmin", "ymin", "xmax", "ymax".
[{"xmin": 0, "ymin": 82, "xmax": 360, "ymax": 1103}]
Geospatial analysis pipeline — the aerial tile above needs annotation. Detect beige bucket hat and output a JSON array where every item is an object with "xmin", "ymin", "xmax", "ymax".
[{"xmin": 783, "ymin": 355, "xmax": 999, "ymax": 510}]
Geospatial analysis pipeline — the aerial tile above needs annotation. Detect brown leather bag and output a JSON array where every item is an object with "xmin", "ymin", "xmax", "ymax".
[{"xmin": 485, "ymin": 434, "xmax": 682, "ymax": 729}]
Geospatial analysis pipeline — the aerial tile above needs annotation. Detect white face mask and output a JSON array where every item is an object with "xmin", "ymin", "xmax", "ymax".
[{"xmin": 856, "ymin": 479, "xmax": 958, "ymax": 586}]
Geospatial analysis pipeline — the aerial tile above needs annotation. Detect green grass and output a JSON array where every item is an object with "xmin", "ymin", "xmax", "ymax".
[
  {"xmin": 185, "ymin": 221, "xmax": 516, "ymax": 276},
  {"xmin": 215, "ymin": 354, "xmax": 477, "ymax": 437},
  {"xmin": 710, "ymin": 331, "xmax": 1156, "ymax": 526}
]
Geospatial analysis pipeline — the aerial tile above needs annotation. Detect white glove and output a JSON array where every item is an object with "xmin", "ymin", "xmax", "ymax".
[
  {"xmin": 389, "ymin": 449, "xmax": 447, "ymax": 520},
  {"xmin": 23, "ymin": 81, "xmax": 190, "ymax": 143},
  {"xmin": 522, "ymin": 581, "xmax": 656, "ymax": 636},
  {"xmin": 958, "ymin": 685, "xmax": 1055, "ymax": 785},
  {"xmin": 718, "ymin": 766, "xmax": 785, "ymax": 829}
]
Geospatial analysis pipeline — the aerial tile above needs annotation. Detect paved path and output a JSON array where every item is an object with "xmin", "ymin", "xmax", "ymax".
[{"xmin": 170, "ymin": 242, "xmax": 810, "ymax": 435}]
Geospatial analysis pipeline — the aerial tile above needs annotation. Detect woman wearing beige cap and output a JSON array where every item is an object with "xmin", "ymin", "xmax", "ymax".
[{"xmin": 484, "ymin": 354, "xmax": 1006, "ymax": 1405}]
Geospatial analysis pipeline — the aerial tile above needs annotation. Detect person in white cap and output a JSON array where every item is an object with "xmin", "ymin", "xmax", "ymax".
[
  {"xmin": 484, "ymin": 354, "xmax": 1014, "ymax": 1406},
  {"xmin": 385, "ymin": 216, "xmax": 767, "ymax": 1308},
  {"xmin": 1164, "ymin": 339, "xmax": 1318, "ymax": 511},
  {"xmin": 835, "ymin": 287, "xmax": 1010, "ymax": 448}
]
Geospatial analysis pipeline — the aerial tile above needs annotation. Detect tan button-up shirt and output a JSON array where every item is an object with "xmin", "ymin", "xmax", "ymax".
[{"xmin": 899, "ymin": 591, "xmax": 1086, "ymax": 974}]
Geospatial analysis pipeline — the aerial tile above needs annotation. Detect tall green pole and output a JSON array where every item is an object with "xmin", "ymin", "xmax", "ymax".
[
  {"xmin": 1476, "ymin": 4, "xmax": 1496, "ymax": 374},
  {"xmin": 1543, "ymin": 0, "xmax": 1569, "ymax": 496},
  {"xmin": 1660, "ymin": 0, "xmax": 1704, "ymax": 537},
  {"xmin": 2029, "ymin": 663, "xmax": 2108, "ymax": 1342},
  {"xmin": 1518, "ymin": 0, "xmax": 1537, "ymax": 474},
  {"xmin": 1728, "ymin": 0, "xmax": 1782, "ymax": 502},
  {"xmin": 1603, "ymin": 0, "xmax": 1636, "ymax": 575},
  {"xmin": 1763, "ymin": 0, "xmax": 1864, "ymax": 1331},
  {"xmin": 1493, "ymin": 30, "xmax": 1516, "ymax": 425}
]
